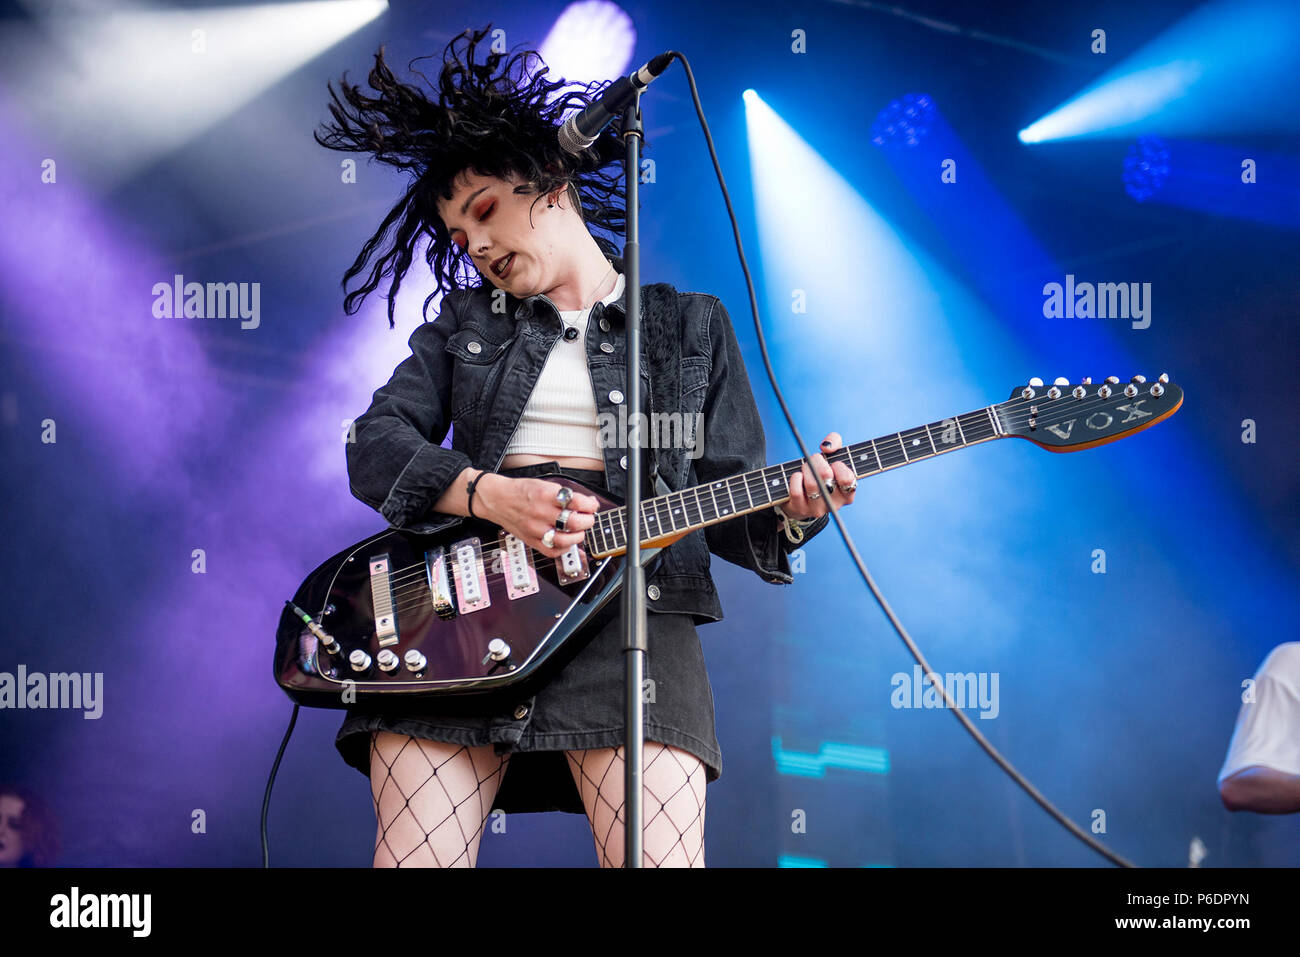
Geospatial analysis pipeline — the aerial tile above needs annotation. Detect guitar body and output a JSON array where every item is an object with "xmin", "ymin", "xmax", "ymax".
[{"xmin": 274, "ymin": 475, "xmax": 663, "ymax": 712}]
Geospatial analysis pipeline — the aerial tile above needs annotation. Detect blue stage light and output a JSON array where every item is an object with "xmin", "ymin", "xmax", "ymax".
[
  {"xmin": 870, "ymin": 93, "xmax": 934, "ymax": 148},
  {"xmin": 1122, "ymin": 135, "xmax": 1171, "ymax": 202}
]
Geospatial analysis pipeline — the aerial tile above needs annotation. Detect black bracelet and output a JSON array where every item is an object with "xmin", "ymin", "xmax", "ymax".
[{"xmin": 466, "ymin": 470, "xmax": 489, "ymax": 519}]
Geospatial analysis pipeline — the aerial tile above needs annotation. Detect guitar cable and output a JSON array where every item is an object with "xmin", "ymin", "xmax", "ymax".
[
  {"xmin": 261, "ymin": 701, "xmax": 299, "ymax": 867},
  {"xmin": 665, "ymin": 50, "xmax": 1136, "ymax": 868}
]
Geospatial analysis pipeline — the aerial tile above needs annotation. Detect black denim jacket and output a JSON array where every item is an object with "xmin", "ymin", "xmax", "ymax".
[{"xmin": 345, "ymin": 255, "xmax": 829, "ymax": 625}]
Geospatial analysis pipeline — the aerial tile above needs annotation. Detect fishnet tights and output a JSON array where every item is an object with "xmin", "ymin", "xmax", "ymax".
[{"xmin": 368, "ymin": 731, "xmax": 706, "ymax": 867}]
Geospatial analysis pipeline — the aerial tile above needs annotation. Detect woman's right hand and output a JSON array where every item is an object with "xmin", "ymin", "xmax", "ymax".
[{"xmin": 475, "ymin": 474, "xmax": 602, "ymax": 558}]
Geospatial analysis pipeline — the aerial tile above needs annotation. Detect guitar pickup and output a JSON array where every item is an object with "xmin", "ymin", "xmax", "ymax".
[
  {"xmin": 368, "ymin": 554, "xmax": 398, "ymax": 647},
  {"xmin": 425, "ymin": 546, "xmax": 457, "ymax": 620},
  {"xmin": 451, "ymin": 536, "xmax": 491, "ymax": 614},
  {"xmin": 497, "ymin": 531, "xmax": 540, "ymax": 600},
  {"xmin": 555, "ymin": 542, "xmax": 590, "ymax": 585}
]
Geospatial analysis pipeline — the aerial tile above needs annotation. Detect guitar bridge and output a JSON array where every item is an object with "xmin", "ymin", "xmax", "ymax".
[{"xmin": 425, "ymin": 546, "xmax": 457, "ymax": 620}]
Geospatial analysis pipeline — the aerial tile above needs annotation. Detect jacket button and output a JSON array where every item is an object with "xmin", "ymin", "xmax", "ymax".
[
  {"xmin": 647, "ymin": 584, "xmax": 660, "ymax": 600},
  {"xmin": 600, "ymin": 342, "xmax": 614, "ymax": 354},
  {"xmin": 513, "ymin": 704, "xmax": 529, "ymax": 720},
  {"xmin": 599, "ymin": 318, "xmax": 611, "ymax": 332},
  {"xmin": 619, "ymin": 455, "xmax": 628, "ymax": 469},
  {"xmin": 467, "ymin": 340, "xmax": 482, "ymax": 354},
  {"xmin": 609, "ymin": 390, "xmax": 624, "ymax": 404}
]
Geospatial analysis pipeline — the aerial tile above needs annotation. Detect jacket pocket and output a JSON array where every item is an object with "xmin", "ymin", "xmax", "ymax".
[{"xmin": 445, "ymin": 328, "xmax": 512, "ymax": 419}]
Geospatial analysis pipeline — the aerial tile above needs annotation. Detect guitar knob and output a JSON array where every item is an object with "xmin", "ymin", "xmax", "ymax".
[
  {"xmin": 349, "ymin": 649, "xmax": 372, "ymax": 672},
  {"xmin": 486, "ymin": 638, "xmax": 511, "ymax": 663},
  {"xmin": 404, "ymin": 649, "xmax": 427, "ymax": 672},
  {"xmin": 1105, "ymin": 376, "xmax": 1120, "ymax": 385},
  {"xmin": 1028, "ymin": 377, "xmax": 1044, "ymax": 388},
  {"xmin": 377, "ymin": 649, "xmax": 399, "ymax": 673},
  {"xmin": 1158, "ymin": 372, "xmax": 1169, "ymax": 383},
  {"xmin": 1131, "ymin": 375, "xmax": 1146, "ymax": 384},
  {"xmin": 1053, "ymin": 377, "xmax": 1070, "ymax": 386}
]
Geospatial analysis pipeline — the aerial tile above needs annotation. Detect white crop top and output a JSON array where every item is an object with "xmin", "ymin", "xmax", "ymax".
[{"xmin": 503, "ymin": 271, "xmax": 626, "ymax": 461}]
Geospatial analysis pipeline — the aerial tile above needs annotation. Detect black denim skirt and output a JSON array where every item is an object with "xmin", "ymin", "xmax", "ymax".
[{"xmin": 334, "ymin": 461, "xmax": 722, "ymax": 814}]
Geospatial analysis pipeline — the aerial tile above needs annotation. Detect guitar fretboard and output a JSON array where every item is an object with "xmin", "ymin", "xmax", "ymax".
[{"xmin": 584, "ymin": 405, "xmax": 1004, "ymax": 557}]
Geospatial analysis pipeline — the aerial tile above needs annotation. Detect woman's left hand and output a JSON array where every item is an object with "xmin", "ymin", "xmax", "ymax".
[{"xmin": 784, "ymin": 431, "xmax": 857, "ymax": 520}]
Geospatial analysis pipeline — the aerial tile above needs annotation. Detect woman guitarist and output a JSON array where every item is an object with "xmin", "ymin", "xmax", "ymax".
[{"xmin": 314, "ymin": 25, "xmax": 857, "ymax": 867}]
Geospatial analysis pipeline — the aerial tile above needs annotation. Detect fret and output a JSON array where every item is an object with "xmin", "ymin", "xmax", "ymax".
[
  {"xmin": 703, "ymin": 481, "xmax": 721, "ymax": 521},
  {"xmin": 898, "ymin": 426, "xmax": 930, "ymax": 460},
  {"xmin": 922, "ymin": 423, "xmax": 939, "ymax": 455},
  {"xmin": 952, "ymin": 415, "xmax": 967, "ymax": 447},
  {"xmin": 986, "ymin": 406, "xmax": 1001, "ymax": 437},
  {"xmin": 738, "ymin": 470, "xmax": 757, "ymax": 510},
  {"xmin": 847, "ymin": 443, "xmax": 873, "ymax": 478},
  {"xmin": 710, "ymin": 479, "xmax": 736, "ymax": 518},
  {"xmin": 667, "ymin": 491, "xmax": 688, "ymax": 532},
  {"xmin": 876, "ymin": 435, "xmax": 907, "ymax": 469},
  {"xmin": 684, "ymin": 487, "xmax": 705, "ymax": 528}
]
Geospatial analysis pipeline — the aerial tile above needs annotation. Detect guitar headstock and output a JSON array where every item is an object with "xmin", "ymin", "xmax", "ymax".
[{"xmin": 997, "ymin": 374, "xmax": 1183, "ymax": 451}]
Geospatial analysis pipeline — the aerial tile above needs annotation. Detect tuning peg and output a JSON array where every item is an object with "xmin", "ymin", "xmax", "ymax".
[
  {"xmin": 1081, "ymin": 377, "xmax": 1092, "ymax": 385},
  {"xmin": 1105, "ymin": 376, "xmax": 1120, "ymax": 385},
  {"xmin": 1124, "ymin": 383, "xmax": 1139, "ymax": 398},
  {"xmin": 1131, "ymin": 375, "xmax": 1147, "ymax": 384},
  {"xmin": 1158, "ymin": 372, "xmax": 1169, "ymax": 383},
  {"xmin": 1053, "ymin": 376, "xmax": 1070, "ymax": 386},
  {"xmin": 1028, "ymin": 377, "xmax": 1044, "ymax": 388}
]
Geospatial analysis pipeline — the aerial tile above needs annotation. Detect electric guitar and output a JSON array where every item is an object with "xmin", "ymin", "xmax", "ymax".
[{"xmin": 274, "ymin": 374, "xmax": 1182, "ymax": 710}]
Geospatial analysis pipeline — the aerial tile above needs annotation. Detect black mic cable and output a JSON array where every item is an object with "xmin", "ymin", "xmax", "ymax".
[{"xmin": 660, "ymin": 50, "xmax": 1135, "ymax": 868}]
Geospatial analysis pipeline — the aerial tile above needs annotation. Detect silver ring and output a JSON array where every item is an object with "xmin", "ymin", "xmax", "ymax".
[
  {"xmin": 542, "ymin": 528, "xmax": 556, "ymax": 548},
  {"xmin": 838, "ymin": 482, "xmax": 857, "ymax": 494},
  {"xmin": 808, "ymin": 489, "xmax": 821, "ymax": 500},
  {"xmin": 555, "ymin": 486, "xmax": 573, "ymax": 507},
  {"xmin": 555, "ymin": 508, "xmax": 571, "ymax": 531}
]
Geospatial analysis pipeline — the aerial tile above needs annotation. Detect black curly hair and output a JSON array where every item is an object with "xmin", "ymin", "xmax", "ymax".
[{"xmin": 315, "ymin": 24, "xmax": 629, "ymax": 327}]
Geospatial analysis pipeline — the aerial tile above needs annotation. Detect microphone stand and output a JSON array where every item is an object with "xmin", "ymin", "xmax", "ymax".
[{"xmin": 617, "ymin": 90, "xmax": 647, "ymax": 868}]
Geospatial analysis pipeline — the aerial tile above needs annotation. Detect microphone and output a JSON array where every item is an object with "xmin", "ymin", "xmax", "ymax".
[{"xmin": 558, "ymin": 52, "xmax": 674, "ymax": 154}]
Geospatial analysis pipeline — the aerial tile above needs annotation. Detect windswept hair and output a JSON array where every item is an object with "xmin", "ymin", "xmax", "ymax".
[{"xmin": 315, "ymin": 24, "xmax": 628, "ymax": 327}]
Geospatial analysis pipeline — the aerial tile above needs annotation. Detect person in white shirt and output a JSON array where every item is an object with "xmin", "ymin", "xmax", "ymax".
[{"xmin": 1218, "ymin": 642, "xmax": 1300, "ymax": 813}]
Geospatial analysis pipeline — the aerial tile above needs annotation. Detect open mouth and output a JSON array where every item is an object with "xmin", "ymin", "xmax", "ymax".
[{"xmin": 492, "ymin": 252, "xmax": 515, "ymax": 278}]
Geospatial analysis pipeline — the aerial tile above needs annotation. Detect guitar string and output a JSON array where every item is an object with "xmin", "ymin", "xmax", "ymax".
[
  {"xmin": 376, "ymin": 386, "xmax": 1171, "ymax": 605},
  {"xmin": 377, "ymin": 388, "xmax": 1172, "ymax": 614},
  {"xmin": 376, "ymin": 386, "xmax": 1166, "ymax": 591}
]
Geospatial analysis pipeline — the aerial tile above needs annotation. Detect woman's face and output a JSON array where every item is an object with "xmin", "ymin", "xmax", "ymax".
[{"xmin": 436, "ymin": 168, "xmax": 563, "ymax": 298}]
